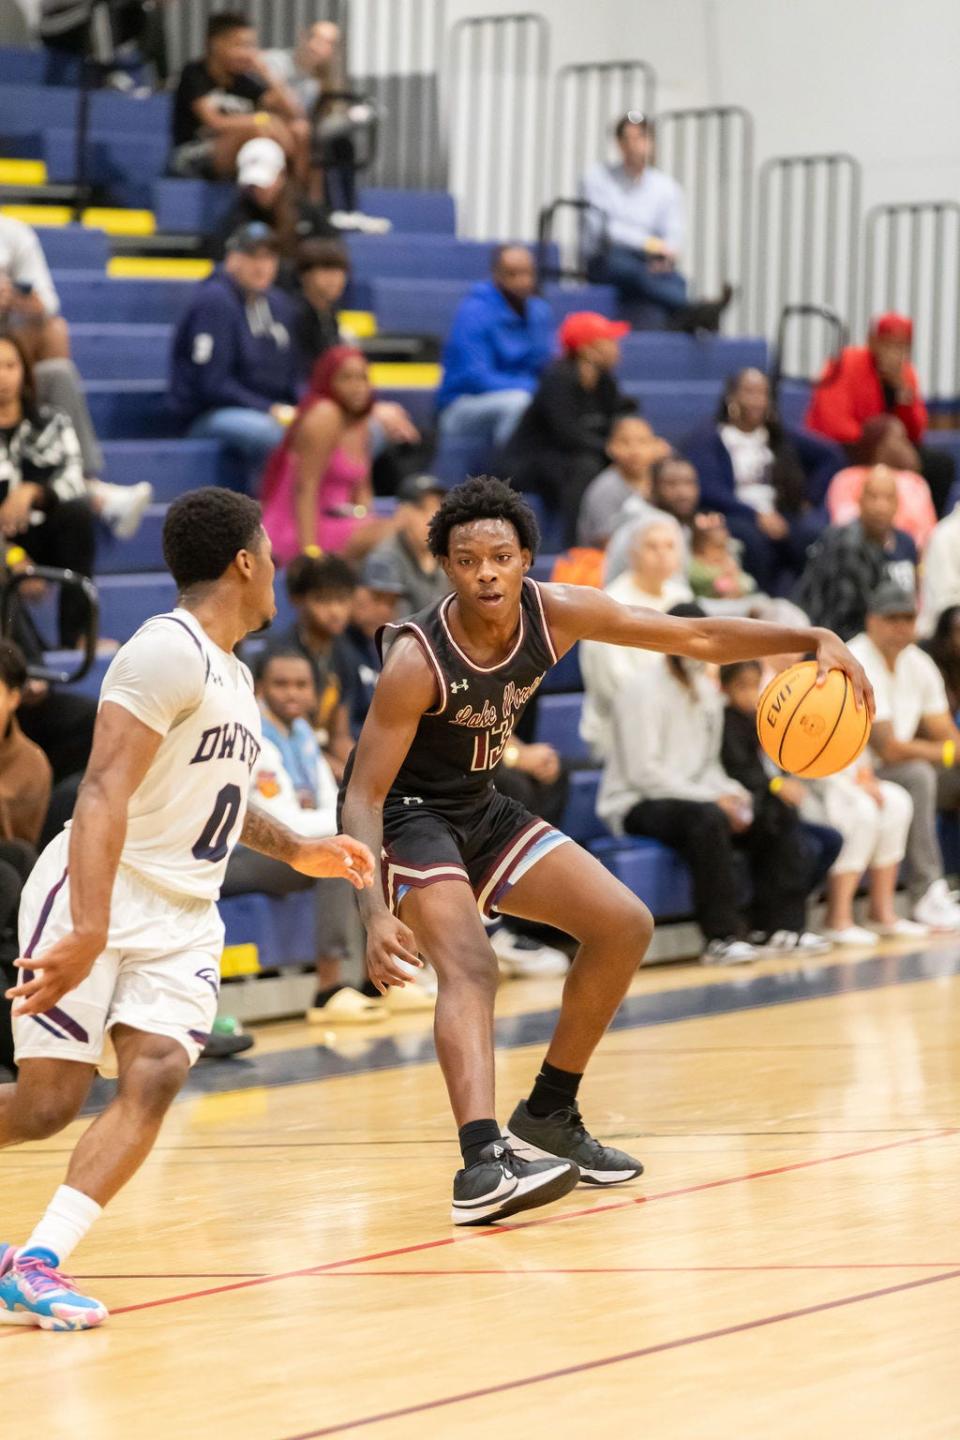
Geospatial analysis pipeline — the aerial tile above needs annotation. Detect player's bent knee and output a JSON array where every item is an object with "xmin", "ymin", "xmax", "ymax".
[
  {"xmin": 117, "ymin": 1042, "xmax": 190, "ymax": 1116},
  {"xmin": 437, "ymin": 943, "xmax": 499, "ymax": 994}
]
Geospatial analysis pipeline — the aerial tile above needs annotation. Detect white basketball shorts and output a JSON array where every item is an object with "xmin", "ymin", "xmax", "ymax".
[{"xmin": 14, "ymin": 831, "xmax": 225, "ymax": 1076}]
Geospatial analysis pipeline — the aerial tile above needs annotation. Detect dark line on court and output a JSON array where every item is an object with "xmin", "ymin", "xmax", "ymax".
[
  {"xmin": 91, "ymin": 945, "xmax": 954, "ymax": 1106},
  {"xmin": 276, "ymin": 1267, "xmax": 960, "ymax": 1437},
  {"xmin": 303, "ymin": 1262, "xmax": 960, "ymax": 1275}
]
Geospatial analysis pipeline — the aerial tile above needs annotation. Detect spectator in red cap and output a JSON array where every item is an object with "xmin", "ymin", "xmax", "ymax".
[
  {"xmin": 806, "ymin": 313, "xmax": 954, "ymax": 515},
  {"xmin": 502, "ymin": 311, "xmax": 636, "ymax": 546}
]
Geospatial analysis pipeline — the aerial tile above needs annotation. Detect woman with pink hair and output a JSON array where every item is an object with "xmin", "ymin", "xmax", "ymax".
[
  {"xmin": 261, "ymin": 345, "xmax": 388, "ymax": 562},
  {"xmin": 825, "ymin": 414, "xmax": 937, "ymax": 551}
]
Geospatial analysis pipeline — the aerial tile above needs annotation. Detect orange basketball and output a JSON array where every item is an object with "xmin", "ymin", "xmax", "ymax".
[{"xmin": 756, "ymin": 659, "xmax": 871, "ymax": 779}]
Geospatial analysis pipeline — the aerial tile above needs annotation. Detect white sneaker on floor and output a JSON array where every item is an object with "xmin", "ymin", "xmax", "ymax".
[
  {"xmin": 329, "ymin": 210, "xmax": 392, "ymax": 235},
  {"xmin": 756, "ymin": 930, "xmax": 833, "ymax": 956},
  {"xmin": 307, "ymin": 986, "xmax": 384, "ymax": 1025},
  {"xmin": 912, "ymin": 879, "xmax": 960, "ymax": 932},
  {"xmin": 491, "ymin": 928, "xmax": 569, "ymax": 978},
  {"xmin": 700, "ymin": 938, "xmax": 759, "ymax": 966},
  {"xmin": 93, "ymin": 480, "xmax": 154, "ymax": 539},
  {"xmin": 822, "ymin": 924, "xmax": 877, "ymax": 946},
  {"xmin": 868, "ymin": 917, "xmax": 930, "ymax": 938}
]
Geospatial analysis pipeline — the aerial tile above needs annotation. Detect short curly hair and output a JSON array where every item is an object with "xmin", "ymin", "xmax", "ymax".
[
  {"xmin": 285, "ymin": 553, "xmax": 358, "ymax": 600},
  {"xmin": 428, "ymin": 476, "xmax": 540, "ymax": 559},
  {"xmin": 162, "ymin": 487, "xmax": 264, "ymax": 590}
]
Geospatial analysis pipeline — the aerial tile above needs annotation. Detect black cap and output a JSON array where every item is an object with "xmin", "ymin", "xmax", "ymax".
[
  {"xmin": 226, "ymin": 221, "xmax": 280, "ymax": 255},
  {"xmin": 867, "ymin": 580, "xmax": 917, "ymax": 617},
  {"xmin": 361, "ymin": 553, "xmax": 406, "ymax": 595},
  {"xmin": 396, "ymin": 474, "xmax": 445, "ymax": 504}
]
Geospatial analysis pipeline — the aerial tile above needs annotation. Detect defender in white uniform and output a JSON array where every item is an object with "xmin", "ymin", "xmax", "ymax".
[{"xmin": 0, "ymin": 489, "xmax": 374, "ymax": 1330}]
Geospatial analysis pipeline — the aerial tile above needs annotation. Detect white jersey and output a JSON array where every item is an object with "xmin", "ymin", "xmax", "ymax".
[{"xmin": 97, "ymin": 608, "xmax": 262, "ymax": 901}]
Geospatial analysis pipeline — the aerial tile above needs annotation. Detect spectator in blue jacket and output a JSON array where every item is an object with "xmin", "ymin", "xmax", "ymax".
[
  {"xmin": 436, "ymin": 245, "xmax": 554, "ymax": 454},
  {"xmin": 169, "ymin": 222, "xmax": 299, "ymax": 489},
  {"xmin": 681, "ymin": 368, "xmax": 843, "ymax": 592}
]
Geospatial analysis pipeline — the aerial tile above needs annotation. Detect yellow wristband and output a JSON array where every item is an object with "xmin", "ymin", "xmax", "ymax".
[
  {"xmin": 942, "ymin": 740, "xmax": 956, "ymax": 769},
  {"xmin": 254, "ymin": 111, "xmax": 271, "ymax": 127},
  {"xmin": 5, "ymin": 545, "xmax": 27, "ymax": 567},
  {"xmin": 769, "ymin": 776, "xmax": 784, "ymax": 795},
  {"xmin": 303, "ymin": 544, "xmax": 323, "ymax": 558}
]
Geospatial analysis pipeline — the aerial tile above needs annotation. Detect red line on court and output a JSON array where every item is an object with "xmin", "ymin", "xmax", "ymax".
[
  {"xmin": 1, "ymin": 1126, "xmax": 954, "ymax": 1338},
  {"xmin": 277, "ymin": 1267, "xmax": 960, "ymax": 1437}
]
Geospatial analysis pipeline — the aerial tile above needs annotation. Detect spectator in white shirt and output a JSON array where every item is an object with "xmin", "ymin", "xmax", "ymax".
[
  {"xmin": 848, "ymin": 581, "xmax": 960, "ymax": 930},
  {"xmin": 580, "ymin": 515, "xmax": 691, "ymax": 760},
  {"xmin": 581, "ymin": 111, "xmax": 732, "ymax": 332},
  {"xmin": 918, "ymin": 501, "xmax": 960, "ymax": 638}
]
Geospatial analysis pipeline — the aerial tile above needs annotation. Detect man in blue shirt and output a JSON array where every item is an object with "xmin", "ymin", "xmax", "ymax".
[
  {"xmin": 169, "ymin": 222, "xmax": 298, "ymax": 489},
  {"xmin": 436, "ymin": 245, "xmax": 554, "ymax": 453},
  {"xmin": 582, "ymin": 112, "xmax": 731, "ymax": 333}
]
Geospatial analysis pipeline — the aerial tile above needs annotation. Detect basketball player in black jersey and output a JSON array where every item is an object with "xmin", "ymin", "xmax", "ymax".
[{"xmin": 341, "ymin": 477, "xmax": 873, "ymax": 1225}]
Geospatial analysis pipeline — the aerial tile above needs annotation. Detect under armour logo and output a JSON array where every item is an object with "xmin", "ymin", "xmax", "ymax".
[
  {"xmin": 402, "ymin": 796, "xmax": 424, "ymax": 806},
  {"xmin": 451, "ymin": 679, "xmax": 469, "ymax": 693}
]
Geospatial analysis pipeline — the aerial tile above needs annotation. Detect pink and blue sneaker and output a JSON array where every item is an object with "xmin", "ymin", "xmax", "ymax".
[{"xmin": 0, "ymin": 1244, "xmax": 108, "ymax": 1331}]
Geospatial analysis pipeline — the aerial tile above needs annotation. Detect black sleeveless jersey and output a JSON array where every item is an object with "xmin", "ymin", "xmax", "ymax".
[{"xmin": 377, "ymin": 578, "xmax": 559, "ymax": 808}]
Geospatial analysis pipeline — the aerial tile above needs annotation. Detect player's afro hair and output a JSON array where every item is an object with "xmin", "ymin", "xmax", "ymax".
[
  {"xmin": 162, "ymin": 487, "xmax": 264, "ymax": 591},
  {"xmin": 427, "ymin": 476, "xmax": 540, "ymax": 559}
]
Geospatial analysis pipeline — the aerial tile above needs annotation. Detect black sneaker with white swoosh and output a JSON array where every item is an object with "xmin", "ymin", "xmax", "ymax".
[
  {"xmin": 504, "ymin": 1101, "xmax": 644, "ymax": 1186},
  {"xmin": 451, "ymin": 1141, "xmax": 579, "ymax": 1225}
]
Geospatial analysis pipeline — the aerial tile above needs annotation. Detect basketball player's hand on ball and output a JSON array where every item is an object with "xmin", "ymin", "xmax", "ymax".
[
  {"xmin": 814, "ymin": 631, "xmax": 876, "ymax": 718},
  {"xmin": 365, "ymin": 913, "xmax": 422, "ymax": 994},
  {"xmin": 292, "ymin": 835, "xmax": 376, "ymax": 890},
  {"xmin": 6, "ymin": 931, "xmax": 105, "ymax": 1017}
]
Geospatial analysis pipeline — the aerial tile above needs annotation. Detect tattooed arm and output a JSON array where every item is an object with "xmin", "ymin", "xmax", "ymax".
[{"xmin": 240, "ymin": 802, "xmax": 375, "ymax": 888}]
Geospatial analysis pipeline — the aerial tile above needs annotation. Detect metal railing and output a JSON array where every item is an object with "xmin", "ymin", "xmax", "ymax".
[
  {"xmin": 770, "ymin": 304, "xmax": 847, "ymax": 404},
  {"xmin": 164, "ymin": 0, "xmax": 345, "ymax": 75},
  {"xmin": 655, "ymin": 105, "xmax": 753, "ymax": 329},
  {"xmin": 348, "ymin": 0, "xmax": 448, "ymax": 189},
  {"xmin": 446, "ymin": 12, "xmax": 550, "ymax": 239},
  {"xmin": 863, "ymin": 201, "xmax": 960, "ymax": 403},
  {"xmin": 755, "ymin": 153, "xmax": 861, "ymax": 373}
]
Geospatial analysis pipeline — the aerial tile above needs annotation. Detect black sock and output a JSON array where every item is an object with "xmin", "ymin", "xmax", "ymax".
[
  {"xmin": 459, "ymin": 1118, "xmax": 502, "ymax": 1168},
  {"xmin": 527, "ymin": 1061, "xmax": 583, "ymax": 1117},
  {"xmin": 312, "ymin": 983, "xmax": 345, "ymax": 1007}
]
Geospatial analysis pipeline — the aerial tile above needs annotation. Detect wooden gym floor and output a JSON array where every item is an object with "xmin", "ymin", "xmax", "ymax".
[{"xmin": 2, "ymin": 938, "xmax": 959, "ymax": 1438}]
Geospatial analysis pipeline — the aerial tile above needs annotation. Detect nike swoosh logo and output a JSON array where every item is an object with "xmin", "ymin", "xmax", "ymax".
[{"xmin": 455, "ymin": 1169, "xmax": 519, "ymax": 1208}]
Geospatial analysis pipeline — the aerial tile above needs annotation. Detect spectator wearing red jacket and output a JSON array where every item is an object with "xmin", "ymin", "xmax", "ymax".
[{"xmin": 806, "ymin": 313, "xmax": 954, "ymax": 516}]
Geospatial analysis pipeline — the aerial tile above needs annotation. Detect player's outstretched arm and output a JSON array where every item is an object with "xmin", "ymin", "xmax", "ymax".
[
  {"xmin": 341, "ymin": 635, "xmax": 437, "ymax": 993},
  {"xmin": 239, "ymin": 805, "xmax": 375, "ymax": 889},
  {"xmin": 540, "ymin": 582, "xmax": 875, "ymax": 716},
  {"xmin": 6, "ymin": 702, "xmax": 164, "ymax": 1017}
]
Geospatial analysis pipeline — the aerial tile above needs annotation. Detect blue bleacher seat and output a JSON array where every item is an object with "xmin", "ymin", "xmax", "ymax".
[
  {"xmin": 54, "ymin": 274, "xmax": 197, "ymax": 324},
  {"xmin": 0, "ymin": 47, "xmax": 48, "ymax": 86},
  {"xmin": 530, "ymin": 554, "xmax": 558, "ymax": 582},
  {"xmin": 521, "ymin": 490, "xmax": 566, "ymax": 554},
  {"xmin": 542, "ymin": 282, "xmax": 618, "ymax": 322},
  {"xmin": 85, "ymin": 382, "xmax": 177, "ymax": 439},
  {"xmin": 777, "ymin": 379, "xmax": 813, "ymax": 429},
  {"xmin": 220, "ymin": 890, "xmax": 317, "ymax": 969},
  {"xmin": 37, "ymin": 226, "xmax": 110, "ymax": 272},
  {"xmin": 540, "ymin": 643, "xmax": 582, "ymax": 693},
  {"xmin": 560, "ymin": 769, "xmax": 607, "ymax": 844},
  {"xmin": 95, "ymin": 572, "xmax": 176, "ymax": 638},
  {"xmin": 95, "ymin": 504, "xmax": 166, "ymax": 573},
  {"xmin": 534, "ymin": 692, "xmax": 588, "ymax": 761},
  {"xmin": 618, "ymin": 333, "xmax": 768, "ymax": 382},
  {"xmin": 102, "ymin": 439, "xmax": 227, "ymax": 499},
  {"xmin": 359, "ymin": 188, "xmax": 456, "ymax": 234},
  {"xmin": 588, "ymin": 836, "xmax": 694, "ymax": 918},
  {"xmin": 42, "ymin": 650, "xmax": 110, "ymax": 702},
  {"xmin": 368, "ymin": 276, "xmax": 614, "ymax": 340},
  {"xmin": 151, "ymin": 178, "xmax": 236, "ymax": 234},
  {"xmin": 622, "ymin": 379, "xmax": 723, "ymax": 444},
  {"xmin": 347, "ymin": 234, "xmax": 495, "ymax": 283},
  {"xmin": 431, "ymin": 431, "xmax": 489, "ymax": 488},
  {"xmin": 71, "ymin": 324, "xmax": 169, "ymax": 381},
  {"xmin": 374, "ymin": 385, "xmax": 436, "ymax": 434},
  {"xmin": 42, "ymin": 127, "xmax": 167, "ymax": 192}
]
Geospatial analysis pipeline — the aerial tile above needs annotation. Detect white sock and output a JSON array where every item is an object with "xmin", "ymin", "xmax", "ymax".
[{"xmin": 22, "ymin": 1185, "xmax": 103, "ymax": 1267}]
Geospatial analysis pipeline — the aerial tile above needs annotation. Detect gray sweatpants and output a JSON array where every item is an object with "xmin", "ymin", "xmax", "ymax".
[
  {"xmin": 34, "ymin": 357, "xmax": 104, "ymax": 478},
  {"xmin": 875, "ymin": 759, "xmax": 960, "ymax": 899}
]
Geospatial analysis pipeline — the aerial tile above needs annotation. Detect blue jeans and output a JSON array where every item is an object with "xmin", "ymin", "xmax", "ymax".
[
  {"xmin": 590, "ymin": 244, "xmax": 688, "ymax": 315},
  {"xmin": 438, "ymin": 389, "xmax": 532, "ymax": 452},
  {"xmin": 727, "ymin": 508, "xmax": 827, "ymax": 595},
  {"xmin": 188, "ymin": 408, "xmax": 285, "ymax": 492}
]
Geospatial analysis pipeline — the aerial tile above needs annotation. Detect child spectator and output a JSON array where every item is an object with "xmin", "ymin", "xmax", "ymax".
[
  {"xmin": 825, "ymin": 416, "xmax": 937, "ymax": 550},
  {"xmin": 688, "ymin": 513, "xmax": 757, "ymax": 602},
  {"xmin": 267, "ymin": 554, "xmax": 359, "ymax": 779},
  {"xmin": 795, "ymin": 468, "xmax": 917, "ymax": 641},
  {"xmin": 501, "ymin": 310, "xmax": 634, "ymax": 548},
  {"xmin": 580, "ymin": 517, "xmax": 692, "ymax": 760},
  {"xmin": 576, "ymin": 414, "xmax": 671, "ymax": 549},
  {"xmin": 261, "ymin": 346, "xmax": 391, "ymax": 563}
]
